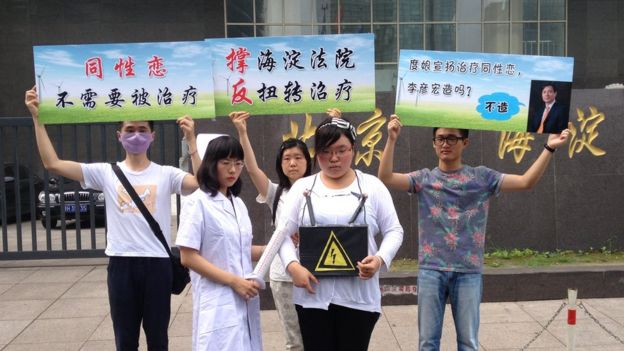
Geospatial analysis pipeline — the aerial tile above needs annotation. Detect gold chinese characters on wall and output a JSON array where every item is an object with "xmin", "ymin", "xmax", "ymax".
[{"xmin": 279, "ymin": 105, "xmax": 607, "ymax": 167}]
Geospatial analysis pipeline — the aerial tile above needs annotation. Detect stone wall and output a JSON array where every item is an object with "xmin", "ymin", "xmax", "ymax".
[{"xmin": 189, "ymin": 88, "xmax": 624, "ymax": 257}]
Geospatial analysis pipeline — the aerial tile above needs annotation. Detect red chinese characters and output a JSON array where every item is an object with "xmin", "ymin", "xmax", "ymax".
[
  {"xmin": 226, "ymin": 47, "xmax": 253, "ymax": 105},
  {"xmin": 231, "ymin": 78, "xmax": 253, "ymax": 105},
  {"xmin": 226, "ymin": 47, "xmax": 251, "ymax": 74},
  {"xmin": 85, "ymin": 57, "xmax": 103, "ymax": 79},
  {"xmin": 114, "ymin": 56, "xmax": 136, "ymax": 78},
  {"xmin": 147, "ymin": 55, "xmax": 167, "ymax": 78}
]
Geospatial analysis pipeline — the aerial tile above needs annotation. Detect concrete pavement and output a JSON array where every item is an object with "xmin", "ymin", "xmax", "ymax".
[{"xmin": 1, "ymin": 262, "xmax": 624, "ymax": 350}]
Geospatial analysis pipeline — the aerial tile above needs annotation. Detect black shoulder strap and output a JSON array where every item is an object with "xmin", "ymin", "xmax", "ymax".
[
  {"xmin": 348, "ymin": 170, "xmax": 367, "ymax": 225},
  {"xmin": 111, "ymin": 163, "xmax": 173, "ymax": 258},
  {"xmin": 302, "ymin": 174, "xmax": 318, "ymax": 226},
  {"xmin": 271, "ymin": 185, "xmax": 284, "ymax": 225},
  {"xmin": 301, "ymin": 172, "xmax": 368, "ymax": 226}
]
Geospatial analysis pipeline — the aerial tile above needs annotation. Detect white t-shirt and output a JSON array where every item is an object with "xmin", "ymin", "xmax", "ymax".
[
  {"xmin": 278, "ymin": 171, "xmax": 404, "ymax": 313},
  {"xmin": 256, "ymin": 182, "xmax": 291, "ymax": 282},
  {"xmin": 81, "ymin": 161, "xmax": 187, "ymax": 257}
]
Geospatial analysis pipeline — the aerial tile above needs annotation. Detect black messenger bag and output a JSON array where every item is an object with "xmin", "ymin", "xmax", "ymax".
[{"xmin": 112, "ymin": 164, "xmax": 190, "ymax": 295}]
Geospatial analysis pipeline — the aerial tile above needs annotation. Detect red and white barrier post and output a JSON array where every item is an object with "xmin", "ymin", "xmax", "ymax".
[{"xmin": 567, "ymin": 288, "xmax": 578, "ymax": 351}]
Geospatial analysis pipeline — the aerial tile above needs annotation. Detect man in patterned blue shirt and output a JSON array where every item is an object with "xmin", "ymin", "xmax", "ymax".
[{"xmin": 378, "ymin": 115, "xmax": 570, "ymax": 351}]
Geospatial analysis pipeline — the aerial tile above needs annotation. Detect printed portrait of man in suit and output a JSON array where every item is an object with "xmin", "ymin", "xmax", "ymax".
[{"xmin": 527, "ymin": 82, "xmax": 570, "ymax": 134}]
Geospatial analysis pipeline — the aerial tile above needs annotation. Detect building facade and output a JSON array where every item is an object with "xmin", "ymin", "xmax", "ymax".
[{"xmin": 1, "ymin": 0, "xmax": 623, "ymax": 258}]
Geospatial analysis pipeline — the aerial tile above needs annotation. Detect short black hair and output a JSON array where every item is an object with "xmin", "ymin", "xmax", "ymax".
[
  {"xmin": 118, "ymin": 120, "xmax": 155, "ymax": 131},
  {"xmin": 432, "ymin": 127, "xmax": 469, "ymax": 139},
  {"xmin": 196, "ymin": 135, "xmax": 244, "ymax": 197},
  {"xmin": 314, "ymin": 117, "xmax": 356, "ymax": 167},
  {"xmin": 275, "ymin": 138, "xmax": 312, "ymax": 189},
  {"xmin": 542, "ymin": 83, "xmax": 557, "ymax": 93}
]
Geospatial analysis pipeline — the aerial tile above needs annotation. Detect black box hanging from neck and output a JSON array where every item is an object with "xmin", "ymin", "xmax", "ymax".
[{"xmin": 298, "ymin": 225, "xmax": 368, "ymax": 277}]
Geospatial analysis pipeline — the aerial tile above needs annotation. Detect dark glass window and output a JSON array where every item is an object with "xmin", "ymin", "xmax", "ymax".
[
  {"xmin": 400, "ymin": 24, "xmax": 424, "ymax": 50},
  {"xmin": 425, "ymin": 0, "xmax": 455, "ymax": 21},
  {"xmin": 227, "ymin": 0, "xmax": 254, "ymax": 23},
  {"xmin": 373, "ymin": 0, "xmax": 397, "ymax": 22},
  {"xmin": 540, "ymin": 0, "xmax": 565, "ymax": 20},
  {"xmin": 227, "ymin": 25, "xmax": 254, "ymax": 38},
  {"xmin": 225, "ymin": 0, "xmax": 567, "ymax": 91},
  {"xmin": 374, "ymin": 24, "xmax": 397, "ymax": 62},
  {"xmin": 426, "ymin": 24, "xmax": 455, "ymax": 51},
  {"xmin": 399, "ymin": 0, "xmax": 423, "ymax": 22}
]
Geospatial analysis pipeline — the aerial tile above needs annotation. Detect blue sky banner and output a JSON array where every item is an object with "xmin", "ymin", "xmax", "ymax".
[
  {"xmin": 33, "ymin": 41, "xmax": 215, "ymax": 124},
  {"xmin": 207, "ymin": 33, "xmax": 375, "ymax": 116},
  {"xmin": 396, "ymin": 50, "xmax": 574, "ymax": 133}
]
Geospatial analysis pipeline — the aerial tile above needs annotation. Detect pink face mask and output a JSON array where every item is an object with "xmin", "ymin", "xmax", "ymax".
[{"xmin": 118, "ymin": 132, "xmax": 154, "ymax": 154}]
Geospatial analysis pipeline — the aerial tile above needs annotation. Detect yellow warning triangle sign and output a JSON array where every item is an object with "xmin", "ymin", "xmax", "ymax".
[{"xmin": 315, "ymin": 231, "xmax": 356, "ymax": 272}]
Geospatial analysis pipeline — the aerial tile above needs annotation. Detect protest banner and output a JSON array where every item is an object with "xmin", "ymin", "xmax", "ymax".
[
  {"xmin": 33, "ymin": 41, "xmax": 215, "ymax": 124},
  {"xmin": 207, "ymin": 33, "xmax": 375, "ymax": 116},
  {"xmin": 395, "ymin": 50, "xmax": 574, "ymax": 133}
]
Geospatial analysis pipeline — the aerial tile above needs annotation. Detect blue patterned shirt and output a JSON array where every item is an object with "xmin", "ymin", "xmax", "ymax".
[{"xmin": 408, "ymin": 165, "xmax": 503, "ymax": 273}]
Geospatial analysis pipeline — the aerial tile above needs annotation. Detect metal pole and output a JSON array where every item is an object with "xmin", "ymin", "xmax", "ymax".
[{"xmin": 567, "ymin": 288, "xmax": 578, "ymax": 351}]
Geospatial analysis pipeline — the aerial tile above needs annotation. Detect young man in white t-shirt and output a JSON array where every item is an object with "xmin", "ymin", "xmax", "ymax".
[{"xmin": 25, "ymin": 86, "xmax": 201, "ymax": 350}]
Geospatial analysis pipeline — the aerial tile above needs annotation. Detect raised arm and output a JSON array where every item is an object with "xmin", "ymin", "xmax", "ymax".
[
  {"xmin": 177, "ymin": 115, "xmax": 201, "ymax": 175},
  {"xmin": 229, "ymin": 111, "xmax": 270, "ymax": 198},
  {"xmin": 378, "ymin": 114, "xmax": 411, "ymax": 191},
  {"xmin": 177, "ymin": 115, "xmax": 200, "ymax": 195},
  {"xmin": 25, "ymin": 86, "xmax": 84, "ymax": 182},
  {"xmin": 500, "ymin": 129, "xmax": 570, "ymax": 192}
]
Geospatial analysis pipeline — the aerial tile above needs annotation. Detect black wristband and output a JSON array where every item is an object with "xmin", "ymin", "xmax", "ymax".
[{"xmin": 544, "ymin": 143, "xmax": 556, "ymax": 153}]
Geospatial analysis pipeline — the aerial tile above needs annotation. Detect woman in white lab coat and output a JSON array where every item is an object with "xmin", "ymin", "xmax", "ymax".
[
  {"xmin": 176, "ymin": 135, "xmax": 265, "ymax": 351},
  {"xmin": 230, "ymin": 110, "xmax": 312, "ymax": 351}
]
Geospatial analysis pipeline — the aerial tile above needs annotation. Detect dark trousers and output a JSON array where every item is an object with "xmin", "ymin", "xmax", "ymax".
[
  {"xmin": 296, "ymin": 303, "xmax": 380, "ymax": 351},
  {"xmin": 107, "ymin": 256, "xmax": 172, "ymax": 351}
]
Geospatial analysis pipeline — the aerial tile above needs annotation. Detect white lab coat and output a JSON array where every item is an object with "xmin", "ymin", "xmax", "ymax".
[{"xmin": 176, "ymin": 190, "xmax": 262, "ymax": 351}]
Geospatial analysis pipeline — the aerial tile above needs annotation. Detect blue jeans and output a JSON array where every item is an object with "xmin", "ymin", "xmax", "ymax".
[{"xmin": 417, "ymin": 268, "xmax": 482, "ymax": 351}]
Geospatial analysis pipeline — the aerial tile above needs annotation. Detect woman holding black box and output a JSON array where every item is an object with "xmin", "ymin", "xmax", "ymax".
[{"xmin": 274, "ymin": 109, "xmax": 404, "ymax": 351}]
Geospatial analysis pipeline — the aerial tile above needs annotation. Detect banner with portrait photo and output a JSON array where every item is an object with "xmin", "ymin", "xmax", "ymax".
[
  {"xmin": 33, "ymin": 41, "xmax": 216, "ymax": 124},
  {"xmin": 395, "ymin": 50, "xmax": 574, "ymax": 133},
  {"xmin": 207, "ymin": 33, "xmax": 375, "ymax": 116}
]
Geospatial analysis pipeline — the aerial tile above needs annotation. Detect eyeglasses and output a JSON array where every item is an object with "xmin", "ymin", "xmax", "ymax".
[
  {"xmin": 433, "ymin": 136, "xmax": 464, "ymax": 146},
  {"xmin": 218, "ymin": 160, "xmax": 245, "ymax": 169},
  {"xmin": 318, "ymin": 147, "xmax": 352, "ymax": 158}
]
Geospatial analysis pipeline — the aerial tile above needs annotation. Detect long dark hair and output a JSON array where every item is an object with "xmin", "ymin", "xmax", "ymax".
[
  {"xmin": 275, "ymin": 138, "xmax": 312, "ymax": 190},
  {"xmin": 196, "ymin": 135, "xmax": 244, "ymax": 197},
  {"xmin": 313, "ymin": 117, "xmax": 357, "ymax": 168},
  {"xmin": 272, "ymin": 138, "xmax": 312, "ymax": 224}
]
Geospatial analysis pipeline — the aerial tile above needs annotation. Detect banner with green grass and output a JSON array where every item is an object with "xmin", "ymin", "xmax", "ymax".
[
  {"xmin": 33, "ymin": 41, "xmax": 215, "ymax": 124},
  {"xmin": 395, "ymin": 50, "xmax": 574, "ymax": 133},
  {"xmin": 207, "ymin": 33, "xmax": 375, "ymax": 116}
]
